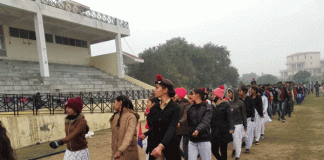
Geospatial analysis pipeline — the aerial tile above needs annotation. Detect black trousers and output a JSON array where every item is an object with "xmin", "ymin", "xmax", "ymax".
[
  {"xmin": 316, "ymin": 90, "xmax": 319, "ymax": 97},
  {"xmin": 212, "ymin": 141, "xmax": 228, "ymax": 160}
]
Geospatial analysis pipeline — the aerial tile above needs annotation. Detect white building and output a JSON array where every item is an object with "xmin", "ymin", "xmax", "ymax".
[
  {"xmin": 279, "ymin": 52, "xmax": 321, "ymax": 79},
  {"xmin": 0, "ymin": 0, "xmax": 135, "ymax": 78}
]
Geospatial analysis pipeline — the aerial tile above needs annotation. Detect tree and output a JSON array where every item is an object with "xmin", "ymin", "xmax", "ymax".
[
  {"xmin": 127, "ymin": 37, "xmax": 239, "ymax": 89},
  {"xmin": 293, "ymin": 70, "xmax": 311, "ymax": 83},
  {"xmin": 257, "ymin": 74, "xmax": 278, "ymax": 84}
]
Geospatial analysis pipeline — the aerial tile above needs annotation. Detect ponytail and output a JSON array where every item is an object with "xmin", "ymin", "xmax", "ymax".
[{"xmin": 111, "ymin": 95, "xmax": 134, "ymax": 127}]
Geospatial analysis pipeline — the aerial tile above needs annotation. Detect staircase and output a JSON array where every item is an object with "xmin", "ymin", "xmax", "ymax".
[{"xmin": 0, "ymin": 59, "xmax": 143, "ymax": 94}]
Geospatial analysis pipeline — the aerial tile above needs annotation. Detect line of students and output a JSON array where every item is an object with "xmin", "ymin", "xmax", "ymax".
[
  {"xmin": 44, "ymin": 75, "xmax": 304, "ymax": 160},
  {"xmin": 139, "ymin": 76, "xmax": 282, "ymax": 160}
]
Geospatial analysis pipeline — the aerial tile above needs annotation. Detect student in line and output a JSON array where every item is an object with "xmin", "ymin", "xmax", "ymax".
[
  {"xmin": 187, "ymin": 88, "xmax": 213, "ymax": 160},
  {"xmin": 50, "ymin": 97, "xmax": 90, "ymax": 160},
  {"xmin": 251, "ymin": 87, "xmax": 264, "ymax": 145},
  {"xmin": 228, "ymin": 88, "xmax": 247, "ymax": 160},
  {"xmin": 174, "ymin": 88, "xmax": 191, "ymax": 160},
  {"xmin": 238, "ymin": 86, "xmax": 255, "ymax": 154},
  {"xmin": 143, "ymin": 74, "xmax": 181, "ymax": 160},
  {"xmin": 141, "ymin": 95, "xmax": 160, "ymax": 160},
  {"xmin": 211, "ymin": 85, "xmax": 234, "ymax": 160},
  {"xmin": 110, "ymin": 95, "xmax": 140, "ymax": 160}
]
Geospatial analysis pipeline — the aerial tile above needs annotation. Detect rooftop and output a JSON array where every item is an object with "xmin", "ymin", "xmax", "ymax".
[
  {"xmin": 287, "ymin": 52, "xmax": 320, "ymax": 58},
  {"xmin": 39, "ymin": 0, "xmax": 129, "ymax": 29}
]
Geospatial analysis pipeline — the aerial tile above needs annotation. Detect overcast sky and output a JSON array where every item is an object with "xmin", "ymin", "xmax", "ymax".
[{"xmin": 76, "ymin": 0, "xmax": 324, "ymax": 77}]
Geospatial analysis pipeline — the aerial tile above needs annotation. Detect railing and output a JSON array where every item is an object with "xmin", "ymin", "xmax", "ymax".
[
  {"xmin": 0, "ymin": 90, "xmax": 152, "ymax": 116},
  {"xmin": 39, "ymin": 0, "xmax": 129, "ymax": 29}
]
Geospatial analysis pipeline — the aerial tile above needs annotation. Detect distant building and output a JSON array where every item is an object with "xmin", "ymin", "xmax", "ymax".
[{"xmin": 279, "ymin": 52, "xmax": 322, "ymax": 80}]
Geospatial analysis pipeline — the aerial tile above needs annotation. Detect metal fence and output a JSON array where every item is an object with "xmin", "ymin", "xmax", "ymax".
[
  {"xmin": 0, "ymin": 90, "xmax": 152, "ymax": 116},
  {"xmin": 38, "ymin": 0, "xmax": 129, "ymax": 29}
]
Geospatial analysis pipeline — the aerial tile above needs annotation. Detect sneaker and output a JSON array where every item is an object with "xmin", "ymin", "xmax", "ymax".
[
  {"xmin": 245, "ymin": 149, "xmax": 250, "ymax": 153},
  {"xmin": 241, "ymin": 142, "xmax": 246, "ymax": 148},
  {"xmin": 255, "ymin": 141, "xmax": 259, "ymax": 145},
  {"xmin": 282, "ymin": 120, "xmax": 285, "ymax": 123},
  {"xmin": 235, "ymin": 158, "xmax": 240, "ymax": 160},
  {"xmin": 231, "ymin": 150, "xmax": 235, "ymax": 158},
  {"xmin": 260, "ymin": 134, "xmax": 264, "ymax": 140}
]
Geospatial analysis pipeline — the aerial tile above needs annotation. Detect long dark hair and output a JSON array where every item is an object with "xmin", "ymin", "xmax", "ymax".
[
  {"xmin": 0, "ymin": 121, "xmax": 16, "ymax": 160},
  {"xmin": 193, "ymin": 88, "xmax": 207, "ymax": 102},
  {"xmin": 148, "ymin": 94, "xmax": 160, "ymax": 105},
  {"xmin": 110, "ymin": 95, "xmax": 134, "ymax": 127},
  {"xmin": 160, "ymin": 84, "xmax": 176, "ymax": 98}
]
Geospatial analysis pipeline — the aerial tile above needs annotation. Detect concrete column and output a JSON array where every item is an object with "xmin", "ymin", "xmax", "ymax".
[
  {"xmin": 115, "ymin": 19, "xmax": 124, "ymax": 78},
  {"xmin": 34, "ymin": 0, "xmax": 49, "ymax": 77}
]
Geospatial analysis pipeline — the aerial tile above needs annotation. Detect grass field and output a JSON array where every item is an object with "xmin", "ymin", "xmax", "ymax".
[{"xmin": 16, "ymin": 94, "xmax": 324, "ymax": 160}]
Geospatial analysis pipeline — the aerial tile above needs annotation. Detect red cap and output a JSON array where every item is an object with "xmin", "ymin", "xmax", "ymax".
[{"xmin": 65, "ymin": 97, "xmax": 83, "ymax": 113}]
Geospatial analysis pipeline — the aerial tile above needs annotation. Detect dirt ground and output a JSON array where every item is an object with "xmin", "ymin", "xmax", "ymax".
[{"xmin": 16, "ymin": 94, "xmax": 324, "ymax": 160}]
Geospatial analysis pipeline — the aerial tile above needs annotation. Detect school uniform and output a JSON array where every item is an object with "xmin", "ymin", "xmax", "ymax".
[{"xmin": 251, "ymin": 95, "xmax": 263, "ymax": 142}]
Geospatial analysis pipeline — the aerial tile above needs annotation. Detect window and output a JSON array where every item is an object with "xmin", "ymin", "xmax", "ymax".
[
  {"xmin": 9, "ymin": 27, "xmax": 38, "ymax": 41},
  {"xmin": 81, "ymin": 40, "xmax": 87, "ymax": 48},
  {"xmin": 311, "ymin": 56, "xmax": 312, "ymax": 59},
  {"xmin": 0, "ymin": 26, "xmax": 3, "ymax": 36},
  {"xmin": 55, "ymin": 36, "xmax": 62, "ymax": 44},
  {"xmin": 76, "ymin": 40, "xmax": 82, "ymax": 47},
  {"xmin": 311, "ymin": 62, "xmax": 312, "ymax": 65},
  {"xmin": 297, "ymin": 56, "xmax": 299, "ymax": 60},
  {"xmin": 45, "ymin": 34, "xmax": 53, "ymax": 43},
  {"xmin": 9, "ymin": 27, "xmax": 19, "ymax": 37},
  {"xmin": 55, "ymin": 36, "xmax": 87, "ymax": 48},
  {"xmin": 305, "ymin": 55, "xmax": 306, "ymax": 59},
  {"xmin": 28, "ymin": 31, "xmax": 36, "ymax": 40},
  {"xmin": 19, "ymin": 29, "xmax": 28, "ymax": 39},
  {"xmin": 62, "ymin": 37, "xmax": 69, "ymax": 45},
  {"xmin": 0, "ymin": 26, "xmax": 6, "ymax": 56},
  {"xmin": 0, "ymin": 36, "xmax": 5, "ymax": 50},
  {"xmin": 69, "ymin": 38, "xmax": 75, "ymax": 46}
]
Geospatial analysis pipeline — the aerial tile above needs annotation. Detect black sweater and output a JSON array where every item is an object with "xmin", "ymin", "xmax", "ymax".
[
  {"xmin": 251, "ymin": 95, "xmax": 263, "ymax": 117},
  {"xmin": 240, "ymin": 96, "xmax": 255, "ymax": 119},
  {"xmin": 144, "ymin": 100, "xmax": 180, "ymax": 150}
]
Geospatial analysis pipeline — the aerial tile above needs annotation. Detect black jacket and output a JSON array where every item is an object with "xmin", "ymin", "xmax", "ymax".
[
  {"xmin": 296, "ymin": 87, "xmax": 303, "ymax": 94},
  {"xmin": 187, "ymin": 102, "xmax": 213, "ymax": 142},
  {"xmin": 144, "ymin": 100, "xmax": 180, "ymax": 151},
  {"xmin": 272, "ymin": 88, "xmax": 278, "ymax": 103},
  {"xmin": 240, "ymin": 96, "xmax": 255, "ymax": 119},
  {"xmin": 211, "ymin": 100, "xmax": 234, "ymax": 144},
  {"xmin": 251, "ymin": 95, "xmax": 263, "ymax": 117},
  {"xmin": 228, "ymin": 88, "xmax": 247, "ymax": 129},
  {"xmin": 145, "ymin": 111, "xmax": 154, "ymax": 154}
]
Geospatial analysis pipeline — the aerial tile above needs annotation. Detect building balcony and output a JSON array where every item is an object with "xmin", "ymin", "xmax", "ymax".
[
  {"xmin": 285, "ymin": 60, "xmax": 306, "ymax": 65},
  {"xmin": 38, "ymin": 0, "xmax": 129, "ymax": 29},
  {"xmin": 279, "ymin": 69, "xmax": 288, "ymax": 73},
  {"xmin": 0, "ymin": 0, "xmax": 130, "ymax": 44}
]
